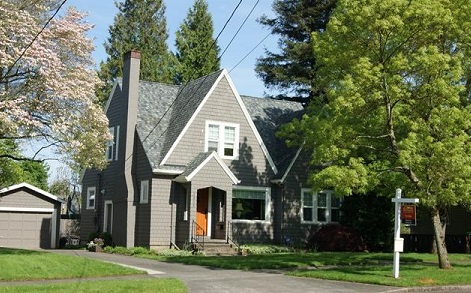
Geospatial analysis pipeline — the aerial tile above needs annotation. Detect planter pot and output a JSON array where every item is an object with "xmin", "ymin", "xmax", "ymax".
[{"xmin": 89, "ymin": 246, "xmax": 104, "ymax": 252}]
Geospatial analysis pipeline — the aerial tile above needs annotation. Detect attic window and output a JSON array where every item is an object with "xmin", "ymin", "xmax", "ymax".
[{"xmin": 205, "ymin": 121, "xmax": 239, "ymax": 159}]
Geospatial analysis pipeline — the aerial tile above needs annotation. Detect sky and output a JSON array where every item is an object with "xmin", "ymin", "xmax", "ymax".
[
  {"xmin": 65, "ymin": 0, "xmax": 279, "ymax": 97},
  {"xmin": 45, "ymin": 0, "xmax": 280, "ymax": 182}
]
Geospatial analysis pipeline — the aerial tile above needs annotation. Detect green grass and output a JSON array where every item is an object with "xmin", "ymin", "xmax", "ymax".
[
  {"xmin": 0, "ymin": 278, "xmax": 187, "ymax": 293},
  {"xmin": 149, "ymin": 251, "xmax": 471, "ymax": 287},
  {"xmin": 0, "ymin": 248, "xmax": 144, "ymax": 281}
]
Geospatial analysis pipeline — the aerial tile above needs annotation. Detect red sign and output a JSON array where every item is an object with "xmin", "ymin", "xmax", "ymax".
[{"xmin": 401, "ymin": 204, "xmax": 416, "ymax": 226}]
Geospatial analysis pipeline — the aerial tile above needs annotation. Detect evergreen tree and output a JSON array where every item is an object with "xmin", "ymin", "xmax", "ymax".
[
  {"xmin": 97, "ymin": 0, "xmax": 176, "ymax": 104},
  {"xmin": 175, "ymin": 0, "xmax": 220, "ymax": 84},
  {"xmin": 256, "ymin": 0, "xmax": 337, "ymax": 103}
]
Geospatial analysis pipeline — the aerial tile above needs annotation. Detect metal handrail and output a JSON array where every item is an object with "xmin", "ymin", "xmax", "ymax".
[
  {"xmin": 226, "ymin": 221, "xmax": 240, "ymax": 253},
  {"xmin": 192, "ymin": 220, "xmax": 205, "ymax": 251}
]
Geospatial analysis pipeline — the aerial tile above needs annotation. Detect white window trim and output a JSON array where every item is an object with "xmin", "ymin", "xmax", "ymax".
[
  {"xmin": 301, "ymin": 189, "xmax": 341, "ymax": 224},
  {"xmin": 232, "ymin": 186, "xmax": 271, "ymax": 223},
  {"xmin": 86, "ymin": 186, "xmax": 96, "ymax": 210},
  {"xmin": 103, "ymin": 200, "xmax": 113, "ymax": 234},
  {"xmin": 140, "ymin": 180, "xmax": 149, "ymax": 204},
  {"xmin": 204, "ymin": 120, "xmax": 239, "ymax": 159},
  {"xmin": 114, "ymin": 125, "xmax": 120, "ymax": 161},
  {"xmin": 106, "ymin": 127, "xmax": 114, "ymax": 161}
]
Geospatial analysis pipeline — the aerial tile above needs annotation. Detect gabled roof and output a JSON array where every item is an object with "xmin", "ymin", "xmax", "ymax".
[
  {"xmin": 128, "ymin": 69, "xmax": 304, "ymax": 176},
  {"xmin": 174, "ymin": 152, "xmax": 240, "ymax": 184},
  {"xmin": 0, "ymin": 182, "xmax": 64, "ymax": 203},
  {"xmin": 241, "ymin": 96, "xmax": 304, "ymax": 178},
  {"xmin": 136, "ymin": 80, "xmax": 180, "ymax": 167}
]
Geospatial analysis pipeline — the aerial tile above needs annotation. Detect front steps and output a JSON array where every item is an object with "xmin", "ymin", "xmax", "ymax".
[{"xmin": 193, "ymin": 239, "xmax": 240, "ymax": 256}]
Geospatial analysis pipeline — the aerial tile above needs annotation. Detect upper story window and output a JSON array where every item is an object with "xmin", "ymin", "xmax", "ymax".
[
  {"xmin": 205, "ymin": 121, "xmax": 239, "ymax": 159},
  {"xmin": 301, "ymin": 189, "xmax": 342, "ymax": 224},
  {"xmin": 106, "ymin": 126, "xmax": 120, "ymax": 161},
  {"xmin": 140, "ymin": 180, "xmax": 149, "ymax": 204},
  {"xmin": 232, "ymin": 186, "xmax": 270, "ymax": 222},
  {"xmin": 86, "ymin": 187, "xmax": 96, "ymax": 209}
]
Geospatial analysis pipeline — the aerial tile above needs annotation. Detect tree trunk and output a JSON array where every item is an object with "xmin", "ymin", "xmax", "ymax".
[{"xmin": 431, "ymin": 208, "xmax": 451, "ymax": 269}]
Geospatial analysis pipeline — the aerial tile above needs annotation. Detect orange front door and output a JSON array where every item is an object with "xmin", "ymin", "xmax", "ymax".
[{"xmin": 196, "ymin": 188, "xmax": 208, "ymax": 236}]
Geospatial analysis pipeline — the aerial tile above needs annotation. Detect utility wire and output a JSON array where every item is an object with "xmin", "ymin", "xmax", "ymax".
[
  {"xmin": 140, "ymin": 0, "xmax": 244, "ymax": 145},
  {"xmin": 4, "ymin": 0, "xmax": 68, "ymax": 79},
  {"xmin": 219, "ymin": 0, "xmax": 260, "ymax": 58},
  {"xmin": 125, "ymin": 0, "xmax": 246, "ymax": 174},
  {"xmin": 229, "ymin": 31, "xmax": 271, "ymax": 73}
]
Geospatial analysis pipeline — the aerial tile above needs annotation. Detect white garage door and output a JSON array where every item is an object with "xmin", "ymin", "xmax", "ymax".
[{"xmin": 0, "ymin": 211, "xmax": 52, "ymax": 249}]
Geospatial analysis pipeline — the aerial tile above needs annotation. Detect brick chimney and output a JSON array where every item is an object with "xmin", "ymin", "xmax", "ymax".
[{"xmin": 122, "ymin": 50, "xmax": 140, "ymax": 248}]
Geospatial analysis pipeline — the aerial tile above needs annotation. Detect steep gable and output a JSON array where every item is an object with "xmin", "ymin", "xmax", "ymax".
[{"xmin": 241, "ymin": 96, "xmax": 304, "ymax": 178}]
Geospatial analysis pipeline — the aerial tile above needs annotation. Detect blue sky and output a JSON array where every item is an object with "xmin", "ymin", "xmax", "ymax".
[
  {"xmin": 65, "ymin": 0, "xmax": 278, "ymax": 97},
  {"xmin": 44, "ymin": 0, "xmax": 279, "ymax": 182}
]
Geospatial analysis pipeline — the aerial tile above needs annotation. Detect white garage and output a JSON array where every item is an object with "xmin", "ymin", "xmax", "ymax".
[{"xmin": 0, "ymin": 182, "xmax": 63, "ymax": 249}]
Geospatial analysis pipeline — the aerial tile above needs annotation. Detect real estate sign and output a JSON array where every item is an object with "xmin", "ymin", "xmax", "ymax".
[{"xmin": 401, "ymin": 204, "xmax": 416, "ymax": 226}]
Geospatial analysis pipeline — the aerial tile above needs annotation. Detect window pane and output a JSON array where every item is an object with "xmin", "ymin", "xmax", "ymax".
[
  {"xmin": 303, "ymin": 207, "xmax": 312, "ymax": 222},
  {"xmin": 233, "ymin": 189, "xmax": 266, "ymax": 220},
  {"xmin": 224, "ymin": 126, "xmax": 235, "ymax": 142},
  {"xmin": 224, "ymin": 143, "xmax": 234, "ymax": 156},
  {"xmin": 208, "ymin": 124, "xmax": 219, "ymax": 140},
  {"xmin": 317, "ymin": 193, "xmax": 327, "ymax": 207},
  {"xmin": 317, "ymin": 208, "xmax": 327, "ymax": 222},
  {"xmin": 331, "ymin": 197, "xmax": 341, "ymax": 208},
  {"xmin": 331, "ymin": 208, "xmax": 340, "ymax": 222},
  {"xmin": 208, "ymin": 141, "xmax": 218, "ymax": 152},
  {"xmin": 232, "ymin": 198, "xmax": 265, "ymax": 220},
  {"xmin": 303, "ymin": 192, "xmax": 313, "ymax": 206}
]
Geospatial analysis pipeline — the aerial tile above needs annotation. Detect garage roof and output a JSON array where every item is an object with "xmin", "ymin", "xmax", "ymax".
[{"xmin": 0, "ymin": 182, "xmax": 65, "ymax": 203}]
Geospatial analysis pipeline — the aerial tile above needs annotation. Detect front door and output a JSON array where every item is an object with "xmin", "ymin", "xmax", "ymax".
[{"xmin": 196, "ymin": 188, "xmax": 209, "ymax": 236}]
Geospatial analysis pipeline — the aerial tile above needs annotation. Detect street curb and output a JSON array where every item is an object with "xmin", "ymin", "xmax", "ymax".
[{"xmin": 384, "ymin": 285, "xmax": 471, "ymax": 292}]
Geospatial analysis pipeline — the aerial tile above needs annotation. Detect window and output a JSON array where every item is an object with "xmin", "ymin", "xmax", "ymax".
[
  {"xmin": 301, "ymin": 189, "xmax": 342, "ymax": 224},
  {"xmin": 140, "ymin": 180, "xmax": 149, "ymax": 204},
  {"xmin": 232, "ymin": 187, "xmax": 270, "ymax": 221},
  {"xmin": 86, "ymin": 187, "xmax": 96, "ymax": 209},
  {"xmin": 205, "ymin": 121, "xmax": 239, "ymax": 159},
  {"xmin": 106, "ymin": 126, "xmax": 120, "ymax": 161},
  {"xmin": 106, "ymin": 127, "xmax": 114, "ymax": 161}
]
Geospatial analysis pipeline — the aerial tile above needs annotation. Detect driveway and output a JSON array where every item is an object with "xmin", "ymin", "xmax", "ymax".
[{"xmin": 54, "ymin": 250, "xmax": 400, "ymax": 293}]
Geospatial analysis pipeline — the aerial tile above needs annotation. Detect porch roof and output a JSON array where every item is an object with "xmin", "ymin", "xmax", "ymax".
[{"xmin": 174, "ymin": 151, "xmax": 240, "ymax": 184}]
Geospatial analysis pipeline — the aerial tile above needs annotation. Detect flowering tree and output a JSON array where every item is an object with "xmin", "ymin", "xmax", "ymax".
[{"xmin": 0, "ymin": 1, "xmax": 109, "ymax": 170}]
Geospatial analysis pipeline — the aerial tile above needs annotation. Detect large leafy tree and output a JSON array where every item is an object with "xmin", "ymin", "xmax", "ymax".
[
  {"xmin": 0, "ymin": 1, "xmax": 109, "ymax": 170},
  {"xmin": 97, "ymin": 0, "xmax": 176, "ymax": 104},
  {"xmin": 0, "ymin": 140, "xmax": 48, "ymax": 189},
  {"xmin": 280, "ymin": 0, "xmax": 471, "ymax": 269},
  {"xmin": 174, "ymin": 0, "xmax": 220, "ymax": 84},
  {"xmin": 256, "ymin": 0, "xmax": 337, "ymax": 103}
]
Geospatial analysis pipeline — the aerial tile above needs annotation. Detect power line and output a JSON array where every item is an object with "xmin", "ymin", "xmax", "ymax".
[
  {"xmin": 140, "ymin": 0, "xmax": 244, "ymax": 145},
  {"xmin": 4, "ymin": 0, "xmax": 68, "ymax": 79},
  {"xmin": 229, "ymin": 31, "xmax": 271, "ymax": 73},
  {"xmin": 219, "ymin": 0, "xmax": 260, "ymax": 58}
]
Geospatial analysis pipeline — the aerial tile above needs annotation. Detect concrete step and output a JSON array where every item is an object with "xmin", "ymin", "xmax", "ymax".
[{"xmin": 197, "ymin": 240, "xmax": 239, "ymax": 256}]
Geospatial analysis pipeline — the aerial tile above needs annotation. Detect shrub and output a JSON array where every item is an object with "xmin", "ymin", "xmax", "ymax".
[
  {"xmin": 308, "ymin": 224, "xmax": 367, "ymax": 252},
  {"xmin": 240, "ymin": 244, "xmax": 293, "ymax": 254}
]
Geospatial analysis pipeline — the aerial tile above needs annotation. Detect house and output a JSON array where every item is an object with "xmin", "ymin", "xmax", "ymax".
[
  {"xmin": 0, "ymin": 182, "xmax": 63, "ymax": 249},
  {"xmin": 80, "ymin": 51, "xmax": 342, "ymax": 249}
]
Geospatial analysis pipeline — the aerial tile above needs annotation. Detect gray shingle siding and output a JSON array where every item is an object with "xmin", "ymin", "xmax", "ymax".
[
  {"xmin": 81, "ymin": 63, "xmax": 312, "ymax": 248},
  {"xmin": 279, "ymin": 150, "xmax": 316, "ymax": 245},
  {"xmin": 0, "ymin": 190, "xmax": 55, "ymax": 208}
]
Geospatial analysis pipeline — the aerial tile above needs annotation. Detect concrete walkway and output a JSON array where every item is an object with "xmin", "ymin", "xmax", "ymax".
[{"xmin": 52, "ymin": 250, "xmax": 400, "ymax": 293}]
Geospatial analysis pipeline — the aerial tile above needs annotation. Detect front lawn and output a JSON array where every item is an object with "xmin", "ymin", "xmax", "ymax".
[
  {"xmin": 115, "ymin": 247, "xmax": 471, "ymax": 287},
  {"xmin": 0, "ymin": 248, "xmax": 142, "ymax": 281},
  {"xmin": 0, "ymin": 278, "xmax": 187, "ymax": 293},
  {"xmin": 0, "ymin": 248, "xmax": 187, "ymax": 293}
]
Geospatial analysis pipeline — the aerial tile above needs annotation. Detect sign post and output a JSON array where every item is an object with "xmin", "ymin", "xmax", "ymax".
[{"xmin": 391, "ymin": 188, "xmax": 419, "ymax": 279}]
